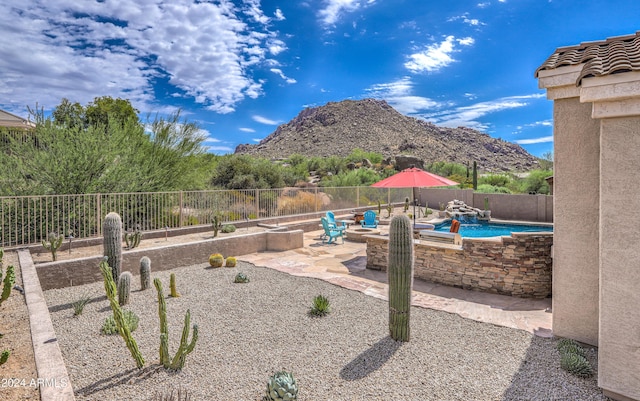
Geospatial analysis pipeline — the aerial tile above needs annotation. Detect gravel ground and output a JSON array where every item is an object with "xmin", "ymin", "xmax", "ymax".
[{"xmin": 44, "ymin": 262, "xmax": 608, "ymax": 401}]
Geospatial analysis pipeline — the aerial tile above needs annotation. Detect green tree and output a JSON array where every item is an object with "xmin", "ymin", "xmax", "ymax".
[
  {"xmin": 520, "ymin": 169, "xmax": 553, "ymax": 194},
  {"xmin": 85, "ymin": 96, "xmax": 140, "ymax": 129}
]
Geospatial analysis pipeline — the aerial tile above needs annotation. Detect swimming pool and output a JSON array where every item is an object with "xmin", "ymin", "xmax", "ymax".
[{"xmin": 433, "ymin": 221, "xmax": 553, "ymax": 238}]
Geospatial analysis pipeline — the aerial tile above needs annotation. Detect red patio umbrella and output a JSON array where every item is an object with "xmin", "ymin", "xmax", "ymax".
[
  {"xmin": 371, "ymin": 167, "xmax": 458, "ymax": 223},
  {"xmin": 371, "ymin": 167, "xmax": 459, "ymax": 188}
]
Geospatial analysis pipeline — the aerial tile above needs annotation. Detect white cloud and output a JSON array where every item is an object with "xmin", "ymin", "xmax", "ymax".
[
  {"xmin": 270, "ymin": 68, "xmax": 297, "ymax": 84},
  {"xmin": 365, "ymin": 77, "xmax": 445, "ymax": 114},
  {"xmin": 240, "ymin": 127, "xmax": 256, "ymax": 133},
  {"xmin": 203, "ymin": 136, "xmax": 222, "ymax": 143},
  {"xmin": 274, "ymin": 9, "xmax": 285, "ymax": 21},
  {"xmin": 252, "ymin": 115, "xmax": 279, "ymax": 125},
  {"xmin": 252, "ymin": 138, "xmax": 262, "ymax": 142},
  {"xmin": 425, "ymin": 94, "xmax": 545, "ymax": 130},
  {"xmin": 448, "ymin": 14, "xmax": 485, "ymax": 27},
  {"xmin": 0, "ymin": 0, "xmax": 285, "ymax": 114},
  {"xmin": 405, "ymin": 35, "xmax": 474, "ymax": 73},
  {"xmin": 515, "ymin": 136, "xmax": 554, "ymax": 145},
  {"xmin": 477, "ymin": 2, "xmax": 490, "ymax": 7},
  {"xmin": 318, "ymin": 0, "xmax": 375, "ymax": 26}
]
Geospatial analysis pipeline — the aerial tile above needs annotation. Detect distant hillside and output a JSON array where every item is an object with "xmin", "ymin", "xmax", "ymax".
[{"xmin": 235, "ymin": 99, "xmax": 540, "ymax": 172}]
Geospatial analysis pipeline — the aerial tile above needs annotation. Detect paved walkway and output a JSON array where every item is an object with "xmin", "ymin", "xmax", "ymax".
[{"xmin": 240, "ymin": 229, "xmax": 553, "ymax": 338}]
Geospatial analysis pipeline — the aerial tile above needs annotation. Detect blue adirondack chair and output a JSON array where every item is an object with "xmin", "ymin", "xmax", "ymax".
[
  {"xmin": 360, "ymin": 210, "xmax": 379, "ymax": 228},
  {"xmin": 325, "ymin": 211, "xmax": 346, "ymax": 232},
  {"xmin": 320, "ymin": 217, "xmax": 344, "ymax": 244}
]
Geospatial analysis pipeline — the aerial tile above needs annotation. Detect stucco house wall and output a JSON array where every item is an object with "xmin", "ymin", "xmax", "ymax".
[
  {"xmin": 536, "ymin": 32, "xmax": 640, "ymax": 401},
  {"xmin": 552, "ymin": 98, "xmax": 600, "ymax": 345}
]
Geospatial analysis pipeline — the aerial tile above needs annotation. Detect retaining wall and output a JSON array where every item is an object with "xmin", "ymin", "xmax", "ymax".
[
  {"xmin": 36, "ymin": 229, "xmax": 303, "ymax": 290},
  {"xmin": 366, "ymin": 233, "xmax": 553, "ymax": 298}
]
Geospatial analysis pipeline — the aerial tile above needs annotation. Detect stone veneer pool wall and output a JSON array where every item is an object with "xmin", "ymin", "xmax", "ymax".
[{"xmin": 366, "ymin": 232, "xmax": 553, "ymax": 298}]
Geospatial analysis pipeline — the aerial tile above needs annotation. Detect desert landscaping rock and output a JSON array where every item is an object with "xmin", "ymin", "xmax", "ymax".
[{"xmin": 43, "ymin": 262, "xmax": 606, "ymax": 401}]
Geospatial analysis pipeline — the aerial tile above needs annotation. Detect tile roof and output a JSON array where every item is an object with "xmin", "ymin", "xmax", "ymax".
[{"xmin": 535, "ymin": 31, "xmax": 640, "ymax": 85}]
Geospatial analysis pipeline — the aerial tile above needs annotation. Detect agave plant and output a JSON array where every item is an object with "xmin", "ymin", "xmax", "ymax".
[
  {"xmin": 266, "ymin": 370, "xmax": 298, "ymax": 401},
  {"xmin": 309, "ymin": 294, "xmax": 330, "ymax": 317}
]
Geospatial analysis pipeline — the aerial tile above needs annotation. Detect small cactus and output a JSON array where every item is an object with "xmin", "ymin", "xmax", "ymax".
[
  {"xmin": 140, "ymin": 256, "xmax": 151, "ymax": 291},
  {"xmin": 208, "ymin": 253, "xmax": 224, "ymax": 268},
  {"xmin": 211, "ymin": 213, "xmax": 223, "ymax": 237},
  {"xmin": 0, "ymin": 265, "xmax": 15, "ymax": 306},
  {"xmin": 42, "ymin": 232, "xmax": 64, "ymax": 261},
  {"xmin": 118, "ymin": 271, "xmax": 132, "ymax": 306},
  {"xmin": 388, "ymin": 214, "xmax": 414, "ymax": 342},
  {"xmin": 170, "ymin": 273, "xmax": 180, "ymax": 298},
  {"xmin": 0, "ymin": 350, "xmax": 9, "ymax": 366},
  {"xmin": 225, "ymin": 256, "xmax": 237, "ymax": 267},
  {"xmin": 125, "ymin": 226, "xmax": 142, "ymax": 249},
  {"xmin": 103, "ymin": 212, "xmax": 123, "ymax": 283},
  {"xmin": 234, "ymin": 272, "xmax": 250, "ymax": 283}
]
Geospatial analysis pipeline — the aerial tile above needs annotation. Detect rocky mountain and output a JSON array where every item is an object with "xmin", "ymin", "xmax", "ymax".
[{"xmin": 235, "ymin": 99, "xmax": 540, "ymax": 172}]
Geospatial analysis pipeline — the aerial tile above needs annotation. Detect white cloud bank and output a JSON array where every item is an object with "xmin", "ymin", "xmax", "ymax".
[
  {"xmin": 405, "ymin": 35, "xmax": 475, "ymax": 73},
  {"xmin": 0, "ymin": 0, "xmax": 287, "ymax": 114}
]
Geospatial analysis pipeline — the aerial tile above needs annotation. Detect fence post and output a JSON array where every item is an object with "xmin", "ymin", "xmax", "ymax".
[
  {"xmin": 179, "ymin": 191, "xmax": 184, "ymax": 227},
  {"xmin": 387, "ymin": 188, "xmax": 391, "ymax": 205},
  {"xmin": 96, "ymin": 194, "xmax": 101, "ymax": 236},
  {"xmin": 255, "ymin": 189, "xmax": 260, "ymax": 219},
  {"xmin": 356, "ymin": 186, "xmax": 360, "ymax": 208}
]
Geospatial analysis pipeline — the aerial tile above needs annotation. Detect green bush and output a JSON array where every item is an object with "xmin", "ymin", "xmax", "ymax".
[
  {"xmin": 221, "ymin": 224, "xmax": 236, "ymax": 233},
  {"xmin": 479, "ymin": 174, "xmax": 513, "ymax": 187},
  {"xmin": 476, "ymin": 184, "xmax": 512, "ymax": 194}
]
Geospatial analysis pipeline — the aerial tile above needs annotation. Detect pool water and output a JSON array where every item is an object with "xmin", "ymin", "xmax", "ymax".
[{"xmin": 434, "ymin": 221, "xmax": 553, "ymax": 238}]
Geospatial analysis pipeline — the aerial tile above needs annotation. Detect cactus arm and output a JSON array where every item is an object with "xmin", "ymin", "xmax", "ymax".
[
  {"xmin": 1, "ymin": 265, "xmax": 15, "ymax": 304},
  {"xmin": 169, "ymin": 310, "xmax": 198, "ymax": 370},
  {"xmin": 169, "ymin": 273, "xmax": 180, "ymax": 297},
  {"xmin": 100, "ymin": 258, "xmax": 145, "ymax": 368},
  {"xmin": 154, "ymin": 278, "xmax": 170, "ymax": 366}
]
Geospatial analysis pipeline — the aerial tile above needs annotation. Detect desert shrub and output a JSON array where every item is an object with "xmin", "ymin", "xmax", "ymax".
[
  {"xmin": 221, "ymin": 224, "xmax": 236, "ymax": 233},
  {"xmin": 277, "ymin": 191, "xmax": 319, "ymax": 215},
  {"xmin": 479, "ymin": 173, "xmax": 513, "ymax": 187},
  {"xmin": 476, "ymin": 184, "xmax": 512, "ymax": 194}
]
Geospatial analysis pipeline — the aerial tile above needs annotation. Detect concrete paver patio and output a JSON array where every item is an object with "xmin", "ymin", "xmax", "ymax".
[{"xmin": 240, "ymin": 229, "xmax": 553, "ymax": 338}]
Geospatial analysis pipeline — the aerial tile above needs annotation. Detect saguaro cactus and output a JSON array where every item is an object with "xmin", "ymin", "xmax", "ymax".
[
  {"xmin": 154, "ymin": 278, "xmax": 198, "ymax": 370},
  {"xmin": 140, "ymin": 257, "xmax": 151, "ymax": 290},
  {"xmin": 118, "ymin": 271, "xmax": 132, "ymax": 306},
  {"xmin": 103, "ymin": 212, "xmax": 123, "ymax": 283},
  {"xmin": 99, "ymin": 257, "xmax": 144, "ymax": 369},
  {"xmin": 388, "ymin": 214, "xmax": 414, "ymax": 342}
]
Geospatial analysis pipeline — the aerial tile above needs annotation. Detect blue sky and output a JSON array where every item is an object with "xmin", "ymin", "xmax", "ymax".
[{"xmin": 1, "ymin": 1, "xmax": 639, "ymax": 157}]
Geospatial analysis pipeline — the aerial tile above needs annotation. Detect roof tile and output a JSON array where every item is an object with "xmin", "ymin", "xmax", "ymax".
[{"xmin": 535, "ymin": 31, "xmax": 640, "ymax": 85}]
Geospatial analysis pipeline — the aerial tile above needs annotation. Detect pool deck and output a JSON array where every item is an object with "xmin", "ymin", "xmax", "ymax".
[{"xmin": 239, "ymin": 228, "xmax": 553, "ymax": 338}]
